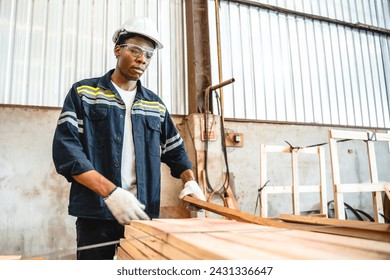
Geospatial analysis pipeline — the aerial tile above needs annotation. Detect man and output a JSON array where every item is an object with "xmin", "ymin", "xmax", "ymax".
[{"xmin": 52, "ymin": 17, "xmax": 205, "ymax": 260}]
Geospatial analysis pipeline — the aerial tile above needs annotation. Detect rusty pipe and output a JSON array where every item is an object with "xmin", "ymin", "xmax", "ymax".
[{"xmin": 203, "ymin": 78, "xmax": 235, "ymax": 114}]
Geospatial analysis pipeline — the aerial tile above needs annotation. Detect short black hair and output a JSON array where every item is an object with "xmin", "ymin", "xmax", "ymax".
[{"xmin": 115, "ymin": 33, "xmax": 157, "ymax": 49}]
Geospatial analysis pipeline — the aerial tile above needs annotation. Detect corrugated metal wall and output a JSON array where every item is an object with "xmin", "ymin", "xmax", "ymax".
[
  {"xmin": 2, "ymin": 0, "xmax": 390, "ymax": 128},
  {"xmin": 0, "ymin": 0, "xmax": 188, "ymax": 114},
  {"xmin": 208, "ymin": 0, "xmax": 390, "ymax": 128}
]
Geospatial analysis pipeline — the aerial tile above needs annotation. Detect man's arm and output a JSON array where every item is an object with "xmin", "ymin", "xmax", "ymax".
[
  {"xmin": 72, "ymin": 170, "xmax": 149, "ymax": 224},
  {"xmin": 179, "ymin": 169, "xmax": 206, "ymax": 201},
  {"xmin": 72, "ymin": 170, "xmax": 116, "ymax": 198},
  {"xmin": 179, "ymin": 169, "xmax": 196, "ymax": 184}
]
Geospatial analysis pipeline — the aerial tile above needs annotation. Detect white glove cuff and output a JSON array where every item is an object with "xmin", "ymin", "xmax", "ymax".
[
  {"xmin": 103, "ymin": 186, "xmax": 118, "ymax": 201},
  {"xmin": 179, "ymin": 180, "xmax": 206, "ymax": 201}
]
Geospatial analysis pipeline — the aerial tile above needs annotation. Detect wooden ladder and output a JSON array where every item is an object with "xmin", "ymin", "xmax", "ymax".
[
  {"xmin": 259, "ymin": 144, "xmax": 327, "ymax": 218},
  {"xmin": 329, "ymin": 129, "xmax": 390, "ymax": 223}
]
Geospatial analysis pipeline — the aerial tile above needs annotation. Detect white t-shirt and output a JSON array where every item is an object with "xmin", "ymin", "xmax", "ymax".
[{"xmin": 111, "ymin": 81, "xmax": 137, "ymax": 195}]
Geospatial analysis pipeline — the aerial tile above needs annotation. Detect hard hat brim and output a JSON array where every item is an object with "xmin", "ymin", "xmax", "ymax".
[{"xmin": 112, "ymin": 29, "xmax": 163, "ymax": 49}]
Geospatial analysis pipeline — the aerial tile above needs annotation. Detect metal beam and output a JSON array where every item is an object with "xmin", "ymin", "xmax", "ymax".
[
  {"xmin": 225, "ymin": 0, "xmax": 390, "ymax": 36},
  {"xmin": 185, "ymin": 0, "xmax": 212, "ymax": 114}
]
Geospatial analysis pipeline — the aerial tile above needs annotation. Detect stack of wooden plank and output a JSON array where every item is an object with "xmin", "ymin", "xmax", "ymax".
[
  {"xmin": 117, "ymin": 218, "xmax": 390, "ymax": 260},
  {"xmin": 181, "ymin": 196, "xmax": 390, "ymax": 242}
]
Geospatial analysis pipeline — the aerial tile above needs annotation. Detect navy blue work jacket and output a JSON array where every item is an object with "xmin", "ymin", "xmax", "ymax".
[{"xmin": 52, "ymin": 69, "xmax": 192, "ymax": 219}]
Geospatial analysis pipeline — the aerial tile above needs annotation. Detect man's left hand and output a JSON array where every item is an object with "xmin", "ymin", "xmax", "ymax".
[{"xmin": 179, "ymin": 180, "xmax": 206, "ymax": 201}]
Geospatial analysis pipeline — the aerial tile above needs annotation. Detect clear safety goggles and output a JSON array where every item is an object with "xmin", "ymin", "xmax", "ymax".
[{"xmin": 119, "ymin": 43, "xmax": 154, "ymax": 60}]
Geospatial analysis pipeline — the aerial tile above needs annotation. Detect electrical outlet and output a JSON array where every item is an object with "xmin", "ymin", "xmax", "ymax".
[{"xmin": 225, "ymin": 133, "xmax": 244, "ymax": 147}]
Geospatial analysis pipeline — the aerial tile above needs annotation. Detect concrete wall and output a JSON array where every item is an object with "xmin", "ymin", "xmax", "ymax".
[
  {"xmin": 0, "ymin": 106, "xmax": 76, "ymax": 259},
  {"xmin": 1, "ymin": 106, "xmax": 389, "ymax": 259}
]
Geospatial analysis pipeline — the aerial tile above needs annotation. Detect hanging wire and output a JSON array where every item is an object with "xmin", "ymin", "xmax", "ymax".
[{"xmin": 203, "ymin": 79, "xmax": 235, "ymax": 196}]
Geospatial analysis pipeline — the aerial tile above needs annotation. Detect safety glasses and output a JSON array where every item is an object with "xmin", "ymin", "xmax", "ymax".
[{"xmin": 119, "ymin": 43, "xmax": 154, "ymax": 60}]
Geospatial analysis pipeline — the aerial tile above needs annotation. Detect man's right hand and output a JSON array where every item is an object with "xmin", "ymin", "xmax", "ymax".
[{"xmin": 104, "ymin": 187, "xmax": 150, "ymax": 225}]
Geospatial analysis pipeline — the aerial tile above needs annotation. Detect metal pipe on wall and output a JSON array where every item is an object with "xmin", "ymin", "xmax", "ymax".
[{"xmin": 214, "ymin": 0, "xmax": 224, "ymax": 118}]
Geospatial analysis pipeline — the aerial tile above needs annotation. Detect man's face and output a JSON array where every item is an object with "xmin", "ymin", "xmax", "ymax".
[{"xmin": 114, "ymin": 36, "xmax": 155, "ymax": 81}]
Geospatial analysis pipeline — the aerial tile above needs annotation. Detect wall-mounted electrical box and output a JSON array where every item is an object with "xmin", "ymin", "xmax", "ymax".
[
  {"xmin": 200, "ymin": 116, "xmax": 217, "ymax": 141},
  {"xmin": 225, "ymin": 133, "xmax": 244, "ymax": 147}
]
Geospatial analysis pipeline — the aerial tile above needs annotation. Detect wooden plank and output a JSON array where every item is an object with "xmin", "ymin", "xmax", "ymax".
[
  {"xmin": 119, "ymin": 238, "xmax": 149, "ymax": 260},
  {"xmin": 116, "ymin": 246, "xmax": 134, "ymax": 260},
  {"xmin": 183, "ymin": 196, "xmax": 390, "ymax": 242},
  {"xmin": 184, "ymin": 218, "xmax": 390, "ymax": 258},
  {"xmin": 367, "ymin": 141, "xmax": 384, "ymax": 223},
  {"xmin": 385, "ymin": 185, "xmax": 390, "ymax": 200},
  {"xmin": 21, "ymin": 256, "xmax": 46, "ymax": 260},
  {"xmin": 278, "ymin": 214, "xmax": 390, "ymax": 243},
  {"xmin": 329, "ymin": 136, "xmax": 345, "ymax": 219},
  {"xmin": 183, "ymin": 196, "xmax": 285, "ymax": 227},
  {"xmin": 131, "ymin": 219, "xmax": 287, "ymax": 259},
  {"xmin": 127, "ymin": 218, "xmax": 390, "ymax": 260},
  {"xmin": 165, "ymin": 218, "xmax": 390, "ymax": 259},
  {"xmin": 267, "ymin": 227, "xmax": 390, "ymax": 259},
  {"xmin": 329, "ymin": 129, "xmax": 390, "ymax": 141},
  {"xmin": 236, "ymin": 231, "xmax": 389, "ymax": 260},
  {"xmin": 205, "ymin": 231, "xmax": 346, "ymax": 259},
  {"xmin": 159, "ymin": 218, "xmax": 390, "ymax": 259},
  {"xmin": 265, "ymin": 145, "xmax": 319, "ymax": 154},
  {"xmin": 130, "ymin": 220, "xmax": 226, "ymax": 259},
  {"xmin": 260, "ymin": 144, "xmax": 268, "ymax": 217},
  {"xmin": 156, "ymin": 217, "xmax": 269, "ymax": 232},
  {"xmin": 261, "ymin": 185, "xmax": 321, "ymax": 194},
  {"xmin": 173, "ymin": 232, "xmax": 286, "ymax": 259},
  {"xmin": 337, "ymin": 182, "xmax": 390, "ymax": 193},
  {"xmin": 119, "ymin": 236, "xmax": 167, "ymax": 260},
  {"xmin": 300, "ymin": 224, "xmax": 390, "ymax": 242},
  {"xmin": 279, "ymin": 214, "xmax": 390, "ymax": 232},
  {"xmin": 124, "ymin": 226, "xmax": 195, "ymax": 260},
  {"xmin": 0, "ymin": 255, "xmax": 22, "ymax": 260},
  {"xmin": 319, "ymin": 146, "xmax": 328, "ymax": 216},
  {"xmin": 291, "ymin": 150, "xmax": 300, "ymax": 215},
  {"xmin": 264, "ymin": 145, "xmax": 292, "ymax": 153}
]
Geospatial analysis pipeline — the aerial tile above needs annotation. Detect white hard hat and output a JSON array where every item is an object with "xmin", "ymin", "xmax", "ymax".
[{"xmin": 112, "ymin": 16, "xmax": 163, "ymax": 49}]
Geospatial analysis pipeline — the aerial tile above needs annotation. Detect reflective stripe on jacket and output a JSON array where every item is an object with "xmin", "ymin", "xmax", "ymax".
[{"xmin": 52, "ymin": 69, "xmax": 192, "ymax": 219}]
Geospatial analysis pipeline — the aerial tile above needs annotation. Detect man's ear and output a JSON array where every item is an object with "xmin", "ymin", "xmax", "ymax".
[{"xmin": 114, "ymin": 45, "xmax": 121, "ymax": 58}]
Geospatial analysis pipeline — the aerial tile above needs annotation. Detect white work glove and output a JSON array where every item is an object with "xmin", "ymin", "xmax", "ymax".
[
  {"xmin": 104, "ymin": 187, "xmax": 150, "ymax": 225},
  {"xmin": 179, "ymin": 180, "xmax": 206, "ymax": 201}
]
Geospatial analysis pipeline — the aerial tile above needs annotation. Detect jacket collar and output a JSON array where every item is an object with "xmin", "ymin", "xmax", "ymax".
[{"xmin": 97, "ymin": 69, "xmax": 158, "ymax": 102}]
